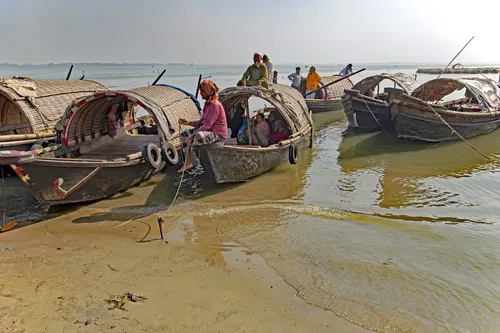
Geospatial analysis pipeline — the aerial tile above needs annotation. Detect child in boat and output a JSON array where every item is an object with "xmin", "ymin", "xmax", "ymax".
[
  {"xmin": 238, "ymin": 112, "xmax": 270, "ymax": 147},
  {"xmin": 305, "ymin": 66, "xmax": 321, "ymax": 99},
  {"xmin": 178, "ymin": 79, "xmax": 227, "ymax": 173}
]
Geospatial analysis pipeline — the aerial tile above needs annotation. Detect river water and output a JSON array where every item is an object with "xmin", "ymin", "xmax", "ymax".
[{"xmin": 1, "ymin": 63, "xmax": 500, "ymax": 332}]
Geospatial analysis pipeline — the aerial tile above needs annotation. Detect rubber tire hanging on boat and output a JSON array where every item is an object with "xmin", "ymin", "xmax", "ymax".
[
  {"xmin": 288, "ymin": 144, "xmax": 298, "ymax": 164},
  {"xmin": 143, "ymin": 143, "xmax": 162, "ymax": 170},
  {"xmin": 162, "ymin": 142, "xmax": 179, "ymax": 165}
]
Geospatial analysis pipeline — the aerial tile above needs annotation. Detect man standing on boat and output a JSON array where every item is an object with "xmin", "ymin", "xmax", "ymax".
[
  {"xmin": 263, "ymin": 54, "xmax": 273, "ymax": 85},
  {"xmin": 339, "ymin": 64, "xmax": 353, "ymax": 76},
  {"xmin": 288, "ymin": 67, "xmax": 302, "ymax": 90},
  {"xmin": 177, "ymin": 79, "xmax": 227, "ymax": 173},
  {"xmin": 237, "ymin": 53, "xmax": 269, "ymax": 88}
]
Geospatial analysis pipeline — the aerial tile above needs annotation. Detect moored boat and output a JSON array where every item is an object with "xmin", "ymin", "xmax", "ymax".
[
  {"xmin": 197, "ymin": 84, "xmax": 314, "ymax": 183},
  {"xmin": 303, "ymin": 75, "xmax": 354, "ymax": 113},
  {"xmin": 342, "ymin": 73, "xmax": 419, "ymax": 132},
  {"xmin": 0, "ymin": 86, "xmax": 200, "ymax": 206},
  {"xmin": 388, "ymin": 78, "xmax": 500, "ymax": 142},
  {"xmin": 0, "ymin": 77, "xmax": 108, "ymax": 151}
]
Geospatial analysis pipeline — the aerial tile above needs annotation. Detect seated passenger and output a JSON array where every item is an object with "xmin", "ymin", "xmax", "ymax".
[
  {"xmin": 268, "ymin": 110, "xmax": 289, "ymax": 143},
  {"xmin": 228, "ymin": 104, "xmax": 245, "ymax": 138},
  {"xmin": 178, "ymin": 79, "xmax": 227, "ymax": 173},
  {"xmin": 237, "ymin": 53, "xmax": 269, "ymax": 88},
  {"xmin": 238, "ymin": 112, "xmax": 270, "ymax": 147}
]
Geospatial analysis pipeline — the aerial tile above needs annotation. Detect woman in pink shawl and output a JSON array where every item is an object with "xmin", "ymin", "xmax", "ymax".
[{"xmin": 238, "ymin": 112, "xmax": 270, "ymax": 146}]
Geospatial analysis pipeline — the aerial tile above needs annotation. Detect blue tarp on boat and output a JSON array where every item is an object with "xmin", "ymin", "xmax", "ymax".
[{"xmin": 153, "ymin": 84, "xmax": 201, "ymax": 112}]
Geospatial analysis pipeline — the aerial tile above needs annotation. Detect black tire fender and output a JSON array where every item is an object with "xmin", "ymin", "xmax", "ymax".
[
  {"xmin": 143, "ymin": 143, "xmax": 162, "ymax": 170},
  {"xmin": 162, "ymin": 142, "xmax": 179, "ymax": 165}
]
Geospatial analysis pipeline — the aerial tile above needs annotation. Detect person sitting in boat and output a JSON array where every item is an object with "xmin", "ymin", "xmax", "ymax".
[
  {"xmin": 288, "ymin": 67, "xmax": 302, "ymax": 90},
  {"xmin": 237, "ymin": 53, "xmax": 269, "ymax": 88},
  {"xmin": 227, "ymin": 104, "xmax": 245, "ymax": 138},
  {"xmin": 305, "ymin": 66, "xmax": 321, "ymax": 100},
  {"xmin": 339, "ymin": 64, "xmax": 353, "ymax": 76},
  {"xmin": 178, "ymin": 79, "xmax": 227, "ymax": 173},
  {"xmin": 238, "ymin": 112, "xmax": 270, "ymax": 147},
  {"xmin": 268, "ymin": 110, "xmax": 289, "ymax": 144}
]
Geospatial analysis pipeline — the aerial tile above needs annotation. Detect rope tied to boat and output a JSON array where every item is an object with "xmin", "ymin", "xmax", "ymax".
[{"xmin": 359, "ymin": 95, "xmax": 397, "ymax": 146}]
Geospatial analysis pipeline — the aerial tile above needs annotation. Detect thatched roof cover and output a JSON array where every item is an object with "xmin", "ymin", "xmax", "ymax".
[
  {"xmin": 352, "ymin": 73, "xmax": 419, "ymax": 95},
  {"xmin": 0, "ymin": 78, "xmax": 108, "ymax": 134},
  {"xmin": 219, "ymin": 84, "xmax": 312, "ymax": 133},
  {"xmin": 411, "ymin": 78, "xmax": 500, "ymax": 108},
  {"xmin": 58, "ymin": 86, "xmax": 200, "ymax": 147},
  {"xmin": 319, "ymin": 75, "xmax": 354, "ymax": 99}
]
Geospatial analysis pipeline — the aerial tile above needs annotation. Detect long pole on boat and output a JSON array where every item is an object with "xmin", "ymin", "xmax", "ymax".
[
  {"xmin": 152, "ymin": 69, "xmax": 166, "ymax": 85},
  {"xmin": 195, "ymin": 74, "xmax": 202, "ymax": 99},
  {"xmin": 437, "ymin": 36, "xmax": 475, "ymax": 79},
  {"xmin": 66, "ymin": 64, "xmax": 73, "ymax": 80},
  {"xmin": 303, "ymin": 68, "xmax": 366, "ymax": 97}
]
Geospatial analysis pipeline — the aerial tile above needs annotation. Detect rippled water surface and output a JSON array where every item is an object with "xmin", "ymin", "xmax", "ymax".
[{"xmin": 2, "ymin": 64, "xmax": 500, "ymax": 332}]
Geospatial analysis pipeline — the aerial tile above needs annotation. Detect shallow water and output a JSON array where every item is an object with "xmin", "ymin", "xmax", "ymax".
[{"xmin": 2, "ymin": 63, "xmax": 500, "ymax": 332}]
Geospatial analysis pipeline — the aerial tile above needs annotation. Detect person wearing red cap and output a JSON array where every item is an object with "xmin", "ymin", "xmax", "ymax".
[{"xmin": 237, "ymin": 53, "xmax": 269, "ymax": 88}]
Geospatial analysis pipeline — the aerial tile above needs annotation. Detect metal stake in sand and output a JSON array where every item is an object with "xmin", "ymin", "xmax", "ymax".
[{"xmin": 157, "ymin": 216, "xmax": 164, "ymax": 240}]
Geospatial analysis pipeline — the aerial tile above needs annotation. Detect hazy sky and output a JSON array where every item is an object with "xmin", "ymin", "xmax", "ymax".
[{"xmin": 1, "ymin": 0, "xmax": 499, "ymax": 64}]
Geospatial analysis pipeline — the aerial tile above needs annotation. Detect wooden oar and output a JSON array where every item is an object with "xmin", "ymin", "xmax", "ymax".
[
  {"xmin": 304, "ymin": 68, "xmax": 366, "ymax": 97},
  {"xmin": 152, "ymin": 69, "xmax": 166, "ymax": 85},
  {"xmin": 66, "ymin": 64, "xmax": 73, "ymax": 80}
]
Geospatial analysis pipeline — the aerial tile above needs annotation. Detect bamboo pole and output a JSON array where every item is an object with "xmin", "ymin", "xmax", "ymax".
[
  {"xmin": 437, "ymin": 36, "xmax": 475, "ymax": 79},
  {"xmin": 152, "ymin": 69, "xmax": 166, "ymax": 85},
  {"xmin": 0, "ymin": 132, "xmax": 54, "ymax": 142},
  {"xmin": 66, "ymin": 65, "xmax": 73, "ymax": 80}
]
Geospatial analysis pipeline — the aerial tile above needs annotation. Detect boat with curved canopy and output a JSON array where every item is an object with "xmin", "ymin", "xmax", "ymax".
[
  {"xmin": 302, "ymin": 75, "xmax": 354, "ymax": 113},
  {"xmin": 388, "ymin": 78, "xmax": 500, "ymax": 142},
  {"xmin": 0, "ymin": 86, "xmax": 200, "ymax": 206},
  {"xmin": 197, "ymin": 84, "xmax": 314, "ymax": 183},
  {"xmin": 0, "ymin": 78, "xmax": 108, "ymax": 151},
  {"xmin": 342, "ymin": 73, "xmax": 419, "ymax": 132}
]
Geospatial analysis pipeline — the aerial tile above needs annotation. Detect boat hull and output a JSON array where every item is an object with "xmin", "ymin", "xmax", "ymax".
[
  {"xmin": 11, "ymin": 159, "xmax": 158, "ymax": 206},
  {"xmin": 198, "ymin": 135, "xmax": 311, "ymax": 183},
  {"xmin": 342, "ymin": 94, "xmax": 391, "ymax": 132},
  {"xmin": 305, "ymin": 99, "xmax": 343, "ymax": 113},
  {"xmin": 391, "ymin": 95, "xmax": 500, "ymax": 142}
]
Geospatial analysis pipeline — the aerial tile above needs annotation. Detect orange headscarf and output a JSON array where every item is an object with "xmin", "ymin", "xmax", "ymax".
[{"xmin": 199, "ymin": 79, "xmax": 220, "ymax": 103}]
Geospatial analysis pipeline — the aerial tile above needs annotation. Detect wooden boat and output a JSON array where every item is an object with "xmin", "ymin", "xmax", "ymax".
[
  {"xmin": 388, "ymin": 78, "xmax": 500, "ymax": 142},
  {"xmin": 342, "ymin": 73, "xmax": 419, "ymax": 132},
  {"xmin": 0, "ymin": 77, "xmax": 108, "ymax": 151},
  {"xmin": 0, "ymin": 86, "xmax": 200, "ymax": 206},
  {"xmin": 302, "ymin": 75, "xmax": 354, "ymax": 113},
  {"xmin": 197, "ymin": 84, "xmax": 314, "ymax": 183}
]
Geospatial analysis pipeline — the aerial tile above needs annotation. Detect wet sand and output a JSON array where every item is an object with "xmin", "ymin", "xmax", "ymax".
[{"xmin": 0, "ymin": 201, "xmax": 368, "ymax": 333}]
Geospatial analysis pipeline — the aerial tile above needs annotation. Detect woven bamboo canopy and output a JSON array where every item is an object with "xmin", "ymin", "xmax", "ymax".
[
  {"xmin": 0, "ymin": 78, "xmax": 108, "ymax": 136},
  {"xmin": 317, "ymin": 75, "xmax": 354, "ymax": 99},
  {"xmin": 219, "ymin": 84, "xmax": 312, "ymax": 134},
  {"xmin": 352, "ymin": 73, "xmax": 419, "ymax": 95},
  {"xmin": 58, "ymin": 86, "xmax": 200, "ymax": 147},
  {"xmin": 411, "ymin": 78, "xmax": 500, "ymax": 108}
]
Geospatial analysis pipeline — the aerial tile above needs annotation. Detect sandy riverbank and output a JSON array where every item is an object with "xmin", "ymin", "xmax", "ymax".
[{"xmin": 0, "ymin": 199, "xmax": 369, "ymax": 333}]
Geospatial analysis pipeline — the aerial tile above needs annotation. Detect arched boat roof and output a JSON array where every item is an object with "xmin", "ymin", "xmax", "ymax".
[
  {"xmin": 411, "ymin": 78, "xmax": 500, "ymax": 108},
  {"xmin": 319, "ymin": 75, "xmax": 354, "ymax": 99},
  {"xmin": 0, "ymin": 78, "xmax": 108, "ymax": 134},
  {"xmin": 58, "ymin": 86, "xmax": 200, "ymax": 147},
  {"xmin": 219, "ymin": 84, "xmax": 312, "ymax": 134},
  {"xmin": 352, "ymin": 73, "xmax": 419, "ymax": 95}
]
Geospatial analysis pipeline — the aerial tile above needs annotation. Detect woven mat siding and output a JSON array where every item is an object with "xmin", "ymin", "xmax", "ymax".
[
  {"xmin": 353, "ymin": 73, "xmax": 419, "ymax": 95},
  {"xmin": 219, "ymin": 84, "xmax": 310, "ymax": 134},
  {"xmin": 0, "ymin": 79, "xmax": 109, "ymax": 136},
  {"xmin": 320, "ymin": 75, "xmax": 354, "ymax": 99}
]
